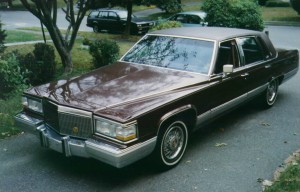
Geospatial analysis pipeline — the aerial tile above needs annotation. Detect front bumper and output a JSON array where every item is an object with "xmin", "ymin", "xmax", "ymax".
[{"xmin": 14, "ymin": 112, "xmax": 156, "ymax": 168}]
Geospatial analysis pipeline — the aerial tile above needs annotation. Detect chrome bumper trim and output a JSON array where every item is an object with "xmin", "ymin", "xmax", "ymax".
[{"xmin": 14, "ymin": 112, "xmax": 157, "ymax": 168}]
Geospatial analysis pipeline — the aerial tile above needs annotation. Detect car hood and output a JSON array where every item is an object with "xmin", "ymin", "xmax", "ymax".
[
  {"xmin": 126, "ymin": 17, "xmax": 153, "ymax": 24},
  {"xmin": 26, "ymin": 62, "xmax": 209, "ymax": 119}
]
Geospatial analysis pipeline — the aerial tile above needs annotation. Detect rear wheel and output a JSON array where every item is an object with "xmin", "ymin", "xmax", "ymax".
[
  {"xmin": 154, "ymin": 120, "xmax": 189, "ymax": 170},
  {"xmin": 260, "ymin": 79, "xmax": 279, "ymax": 108}
]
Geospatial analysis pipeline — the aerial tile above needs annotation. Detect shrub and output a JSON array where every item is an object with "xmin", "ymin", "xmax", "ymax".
[
  {"xmin": 0, "ymin": 53, "xmax": 28, "ymax": 98},
  {"xmin": 151, "ymin": 20, "xmax": 182, "ymax": 31},
  {"xmin": 82, "ymin": 37, "xmax": 91, "ymax": 46},
  {"xmin": 20, "ymin": 43, "xmax": 56, "ymax": 85},
  {"xmin": 89, "ymin": 39, "xmax": 120, "ymax": 69},
  {"xmin": 0, "ymin": 20, "xmax": 7, "ymax": 54},
  {"xmin": 155, "ymin": 0, "xmax": 182, "ymax": 13},
  {"xmin": 202, "ymin": 0, "xmax": 265, "ymax": 31}
]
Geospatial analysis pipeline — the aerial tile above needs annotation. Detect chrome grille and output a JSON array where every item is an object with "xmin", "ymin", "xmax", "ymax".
[
  {"xmin": 43, "ymin": 100, "xmax": 60, "ymax": 133},
  {"xmin": 43, "ymin": 99, "xmax": 92, "ymax": 138},
  {"xmin": 59, "ymin": 112, "xmax": 92, "ymax": 138}
]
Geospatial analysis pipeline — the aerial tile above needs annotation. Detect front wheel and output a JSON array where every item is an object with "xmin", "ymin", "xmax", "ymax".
[
  {"xmin": 260, "ymin": 79, "xmax": 279, "ymax": 108},
  {"xmin": 93, "ymin": 25, "xmax": 100, "ymax": 33},
  {"xmin": 154, "ymin": 121, "xmax": 189, "ymax": 170}
]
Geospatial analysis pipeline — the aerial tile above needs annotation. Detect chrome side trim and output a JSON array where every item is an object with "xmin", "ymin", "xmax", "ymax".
[
  {"xmin": 196, "ymin": 84, "xmax": 269, "ymax": 128},
  {"xmin": 158, "ymin": 105, "xmax": 195, "ymax": 127},
  {"xmin": 248, "ymin": 83, "xmax": 268, "ymax": 99},
  {"xmin": 196, "ymin": 94, "xmax": 247, "ymax": 127},
  {"xmin": 195, "ymin": 110, "xmax": 211, "ymax": 127},
  {"xmin": 282, "ymin": 67, "xmax": 299, "ymax": 83},
  {"xmin": 210, "ymin": 93, "xmax": 247, "ymax": 116}
]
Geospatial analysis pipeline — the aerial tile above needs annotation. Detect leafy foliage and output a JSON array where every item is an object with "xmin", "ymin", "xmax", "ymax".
[
  {"xmin": 19, "ymin": 43, "xmax": 56, "ymax": 85},
  {"xmin": 20, "ymin": 0, "xmax": 91, "ymax": 73},
  {"xmin": 144, "ymin": 0, "xmax": 182, "ymax": 13},
  {"xmin": 202, "ymin": 0, "xmax": 265, "ymax": 31},
  {"xmin": 0, "ymin": 20, "xmax": 7, "ymax": 54},
  {"xmin": 290, "ymin": 0, "xmax": 300, "ymax": 14},
  {"xmin": 150, "ymin": 20, "xmax": 182, "ymax": 31},
  {"xmin": 0, "ymin": 53, "xmax": 28, "ymax": 98},
  {"xmin": 89, "ymin": 39, "xmax": 120, "ymax": 69}
]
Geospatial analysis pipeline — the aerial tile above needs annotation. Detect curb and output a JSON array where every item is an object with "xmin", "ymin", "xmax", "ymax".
[
  {"xmin": 265, "ymin": 21, "xmax": 300, "ymax": 27},
  {"xmin": 4, "ymin": 40, "xmax": 53, "ymax": 47}
]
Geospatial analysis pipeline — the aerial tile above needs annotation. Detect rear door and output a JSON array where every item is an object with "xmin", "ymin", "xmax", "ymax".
[
  {"xmin": 97, "ymin": 11, "xmax": 109, "ymax": 30},
  {"xmin": 107, "ymin": 11, "xmax": 123, "ymax": 32},
  {"xmin": 236, "ymin": 36, "xmax": 272, "ymax": 98}
]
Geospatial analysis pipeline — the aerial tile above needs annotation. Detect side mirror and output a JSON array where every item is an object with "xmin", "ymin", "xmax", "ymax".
[{"xmin": 223, "ymin": 64, "xmax": 234, "ymax": 76}]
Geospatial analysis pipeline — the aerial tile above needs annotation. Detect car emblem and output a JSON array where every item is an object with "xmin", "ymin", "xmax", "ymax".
[{"xmin": 72, "ymin": 127, "xmax": 79, "ymax": 134}]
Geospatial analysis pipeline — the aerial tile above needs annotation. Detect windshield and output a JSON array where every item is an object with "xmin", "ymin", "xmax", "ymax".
[
  {"xmin": 121, "ymin": 35, "xmax": 214, "ymax": 74},
  {"xmin": 118, "ymin": 11, "xmax": 130, "ymax": 19}
]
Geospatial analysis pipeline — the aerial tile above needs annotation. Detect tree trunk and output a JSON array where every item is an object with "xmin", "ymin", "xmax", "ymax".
[
  {"xmin": 124, "ymin": 0, "xmax": 133, "ymax": 35},
  {"xmin": 7, "ymin": 0, "xmax": 12, "ymax": 7},
  {"xmin": 20, "ymin": 0, "xmax": 90, "ymax": 74},
  {"xmin": 61, "ymin": 51, "xmax": 73, "ymax": 73}
]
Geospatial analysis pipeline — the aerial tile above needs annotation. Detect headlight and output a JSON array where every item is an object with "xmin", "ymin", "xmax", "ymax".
[
  {"xmin": 137, "ymin": 24, "xmax": 142, "ymax": 27},
  {"xmin": 22, "ymin": 96, "xmax": 43, "ymax": 113},
  {"xmin": 95, "ymin": 118, "xmax": 137, "ymax": 142}
]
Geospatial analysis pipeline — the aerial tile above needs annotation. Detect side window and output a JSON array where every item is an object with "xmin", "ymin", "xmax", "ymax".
[
  {"xmin": 238, "ymin": 37, "xmax": 264, "ymax": 65},
  {"xmin": 108, "ymin": 12, "xmax": 118, "ymax": 20},
  {"xmin": 214, "ymin": 40, "xmax": 240, "ymax": 74},
  {"xmin": 89, "ymin": 11, "xmax": 99, "ymax": 17},
  {"xmin": 175, "ymin": 15, "xmax": 186, "ymax": 23},
  {"xmin": 99, "ymin": 11, "xmax": 108, "ymax": 18},
  {"xmin": 187, "ymin": 15, "xmax": 201, "ymax": 24}
]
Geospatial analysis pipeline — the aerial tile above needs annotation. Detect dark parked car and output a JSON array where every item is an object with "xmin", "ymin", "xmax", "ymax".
[
  {"xmin": 86, "ymin": 9, "xmax": 154, "ymax": 34},
  {"xmin": 168, "ymin": 11, "xmax": 207, "ymax": 27},
  {"xmin": 15, "ymin": 27, "xmax": 299, "ymax": 169}
]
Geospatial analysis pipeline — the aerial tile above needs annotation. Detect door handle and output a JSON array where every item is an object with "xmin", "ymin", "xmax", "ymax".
[
  {"xmin": 265, "ymin": 65, "xmax": 271, "ymax": 69},
  {"xmin": 241, "ymin": 73, "xmax": 249, "ymax": 77}
]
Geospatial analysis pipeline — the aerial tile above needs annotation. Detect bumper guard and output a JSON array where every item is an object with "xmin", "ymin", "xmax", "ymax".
[{"xmin": 14, "ymin": 112, "xmax": 156, "ymax": 168}]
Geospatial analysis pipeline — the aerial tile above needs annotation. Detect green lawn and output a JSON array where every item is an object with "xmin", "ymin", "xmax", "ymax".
[
  {"xmin": 5, "ymin": 30, "xmax": 49, "ymax": 43},
  {"xmin": 264, "ymin": 155, "xmax": 300, "ymax": 192},
  {"xmin": 262, "ymin": 7, "xmax": 300, "ymax": 22}
]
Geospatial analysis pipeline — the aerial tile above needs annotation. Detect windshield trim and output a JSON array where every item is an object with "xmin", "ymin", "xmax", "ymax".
[{"xmin": 120, "ymin": 34, "xmax": 217, "ymax": 75}]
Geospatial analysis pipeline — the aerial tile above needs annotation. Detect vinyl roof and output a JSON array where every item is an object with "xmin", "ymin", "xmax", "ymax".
[{"xmin": 149, "ymin": 27, "xmax": 263, "ymax": 41}]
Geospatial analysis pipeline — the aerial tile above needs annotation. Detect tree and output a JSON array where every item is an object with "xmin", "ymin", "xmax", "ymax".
[
  {"xmin": 0, "ymin": 19, "xmax": 6, "ymax": 54},
  {"xmin": 290, "ymin": 0, "xmax": 300, "ymax": 15},
  {"xmin": 146, "ymin": 0, "xmax": 182, "ymax": 13},
  {"xmin": 124, "ymin": 0, "xmax": 133, "ymax": 35},
  {"xmin": 20, "ymin": 0, "xmax": 91, "ymax": 73},
  {"xmin": 202, "ymin": 0, "xmax": 264, "ymax": 31}
]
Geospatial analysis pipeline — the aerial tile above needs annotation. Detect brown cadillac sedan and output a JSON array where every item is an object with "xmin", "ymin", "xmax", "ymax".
[{"xmin": 15, "ymin": 27, "xmax": 299, "ymax": 169}]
